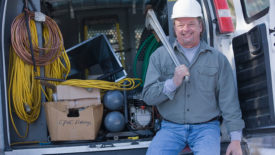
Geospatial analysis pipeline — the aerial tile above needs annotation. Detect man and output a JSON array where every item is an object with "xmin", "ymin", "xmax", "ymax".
[{"xmin": 142, "ymin": 0, "xmax": 245, "ymax": 155}]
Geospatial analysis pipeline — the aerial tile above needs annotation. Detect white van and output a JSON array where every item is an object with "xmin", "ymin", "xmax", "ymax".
[{"xmin": 0, "ymin": 0, "xmax": 274, "ymax": 154}]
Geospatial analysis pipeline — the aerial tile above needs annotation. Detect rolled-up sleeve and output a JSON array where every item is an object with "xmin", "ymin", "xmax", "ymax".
[
  {"xmin": 217, "ymin": 54, "xmax": 245, "ymax": 132},
  {"xmin": 142, "ymin": 52, "xmax": 173, "ymax": 105},
  {"xmin": 163, "ymin": 79, "xmax": 177, "ymax": 100}
]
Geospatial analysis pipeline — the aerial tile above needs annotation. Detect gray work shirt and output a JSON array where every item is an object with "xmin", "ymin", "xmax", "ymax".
[{"xmin": 142, "ymin": 40, "xmax": 245, "ymax": 132}]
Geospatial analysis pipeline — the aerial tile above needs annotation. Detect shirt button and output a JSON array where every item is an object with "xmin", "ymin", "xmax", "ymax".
[
  {"xmin": 187, "ymin": 109, "xmax": 190, "ymax": 111},
  {"xmin": 187, "ymin": 94, "xmax": 190, "ymax": 97}
]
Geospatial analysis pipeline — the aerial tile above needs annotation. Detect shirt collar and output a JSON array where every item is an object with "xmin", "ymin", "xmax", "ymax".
[{"xmin": 173, "ymin": 40, "xmax": 213, "ymax": 54}]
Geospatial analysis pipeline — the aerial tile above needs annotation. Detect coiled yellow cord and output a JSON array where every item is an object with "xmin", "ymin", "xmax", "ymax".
[
  {"xmin": 60, "ymin": 78, "xmax": 142, "ymax": 91},
  {"xmin": 8, "ymin": 20, "xmax": 42, "ymax": 138},
  {"xmin": 43, "ymin": 25, "xmax": 70, "ymax": 101},
  {"xmin": 8, "ymin": 13, "xmax": 70, "ymax": 138}
]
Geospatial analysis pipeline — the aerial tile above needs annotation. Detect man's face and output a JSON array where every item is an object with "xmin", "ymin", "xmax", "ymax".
[{"xmin": 174, "ymin": 17, "xmax": 202, "ymax": 48}]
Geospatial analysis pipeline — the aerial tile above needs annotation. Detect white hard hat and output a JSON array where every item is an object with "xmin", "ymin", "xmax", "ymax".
[{"xmin": 171, "ymin": 0, "xmax": 203, "ymax": 19}]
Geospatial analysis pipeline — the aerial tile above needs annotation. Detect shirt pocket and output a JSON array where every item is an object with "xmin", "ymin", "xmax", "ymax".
[
  {"xmin": 197, "ymin": 67, "xmax": 218, "ymax": 92},
  {"xmin": 162, "ymin": 65, "xmax": 174, "ymax": 79}
]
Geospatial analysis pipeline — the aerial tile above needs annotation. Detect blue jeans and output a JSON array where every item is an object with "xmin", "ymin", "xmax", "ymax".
[{"xmin": 146, "ymin": 120, "xmax": 220, "ymax": 155}]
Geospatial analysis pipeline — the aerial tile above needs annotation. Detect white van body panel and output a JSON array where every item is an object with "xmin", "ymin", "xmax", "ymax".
[
  {"xmin": 232, "ymin": 0, "xmax": 275, "ymax": 154},
  {"xmin": 234, "ymin": 0, "xmax": 275, "ymax": 114}
]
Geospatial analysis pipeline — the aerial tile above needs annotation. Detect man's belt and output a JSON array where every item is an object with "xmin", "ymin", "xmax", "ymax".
[{"xmin": 163, "ymin": 116, "xmax": 221, "ymax": 125}]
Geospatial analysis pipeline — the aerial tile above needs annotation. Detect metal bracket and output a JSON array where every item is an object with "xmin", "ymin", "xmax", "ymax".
[{"xmin": 269, "ymin": 28, "xmax": 275, "ymax": 34}]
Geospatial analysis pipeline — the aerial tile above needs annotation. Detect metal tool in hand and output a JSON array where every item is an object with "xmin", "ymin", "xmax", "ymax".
[{"xmin": 145, "ymin": 9, "xmax": 190, "ymax": 82}]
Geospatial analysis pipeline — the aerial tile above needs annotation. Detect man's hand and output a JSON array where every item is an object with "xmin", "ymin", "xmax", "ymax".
[
  {"xmin": 173, "ymin": 65, "xmax": 189, "ymax": 87},
  {"xmin": 226, "ymin": 140, "xmax": 242, "ymax": 155}
]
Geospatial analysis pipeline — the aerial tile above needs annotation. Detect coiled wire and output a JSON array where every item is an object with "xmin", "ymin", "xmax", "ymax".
[
  {"xmin": 11, "ymin": 10, "xmax": 63, "ymax": 66},
  {"xmin": 60, "ymin": 78, "xmax": 142, "ymax": 91},
  {"xmin": 8, "ymin": 10, "xmax": 70, "ymax": 138}
]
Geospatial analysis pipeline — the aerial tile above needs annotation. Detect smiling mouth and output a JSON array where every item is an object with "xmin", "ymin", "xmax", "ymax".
[{"xmin": 182, "ymin": 33, "xmax": 192, "ymax": 38}]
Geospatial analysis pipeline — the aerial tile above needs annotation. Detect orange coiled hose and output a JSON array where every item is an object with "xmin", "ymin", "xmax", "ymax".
[{"xmin": 11, "ymin": 10, "xmax": 63, "ymax": 66}]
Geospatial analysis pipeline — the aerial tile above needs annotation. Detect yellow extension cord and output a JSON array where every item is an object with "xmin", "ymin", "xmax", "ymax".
[
  {"xmin": 43, "ymin": 24, "xmax": 71, "ymax": 101},
  {"xmin": 8, "ymin": 18, "xmax": 70, "ymax": 138},
  {"xmin": 60, "ymin": 78, "xmax": 142, "ymax": 91}
]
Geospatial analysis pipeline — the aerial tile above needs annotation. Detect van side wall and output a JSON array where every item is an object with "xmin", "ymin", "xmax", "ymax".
[{"xmin": 1, "ymin": 0, "xmax": 8, "ymax": 152}]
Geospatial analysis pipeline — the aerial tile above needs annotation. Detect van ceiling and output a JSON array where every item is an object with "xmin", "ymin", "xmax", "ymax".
[
  {"xmin": 43, "ymin": 0, "xmax": 144, "ymax": 16},
  {"xmin": 44, "ymin": 0, "xmax": 144, "ymax": 10}
]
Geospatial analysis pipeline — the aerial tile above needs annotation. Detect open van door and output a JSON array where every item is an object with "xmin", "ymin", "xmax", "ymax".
[{"xmin": 232, "ymin": 0, "xmax": 275, "ymax": 142}]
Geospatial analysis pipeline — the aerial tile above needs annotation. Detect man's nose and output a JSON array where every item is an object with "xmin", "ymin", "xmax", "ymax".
[{"xmin": 181, "ymin": 25, "xmax": 189, "ymax": 31}]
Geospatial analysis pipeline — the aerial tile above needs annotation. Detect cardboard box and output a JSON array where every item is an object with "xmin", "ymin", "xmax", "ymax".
[
  {"xmin": 44, "ymin": 101, "xmax": 103, "ymax": 141},
  {"xmin": 56, "ymin": 85, "xmax": 100, "ymax": 101},
  {"xmin": 66, "ymin": 98, "xmax": 101, "ymax": 107}
]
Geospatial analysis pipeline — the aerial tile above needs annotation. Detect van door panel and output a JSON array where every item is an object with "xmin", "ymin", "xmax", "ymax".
[{"xmin": 233, "ymin": 24, "xmax": 275, "ymax": 135}]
